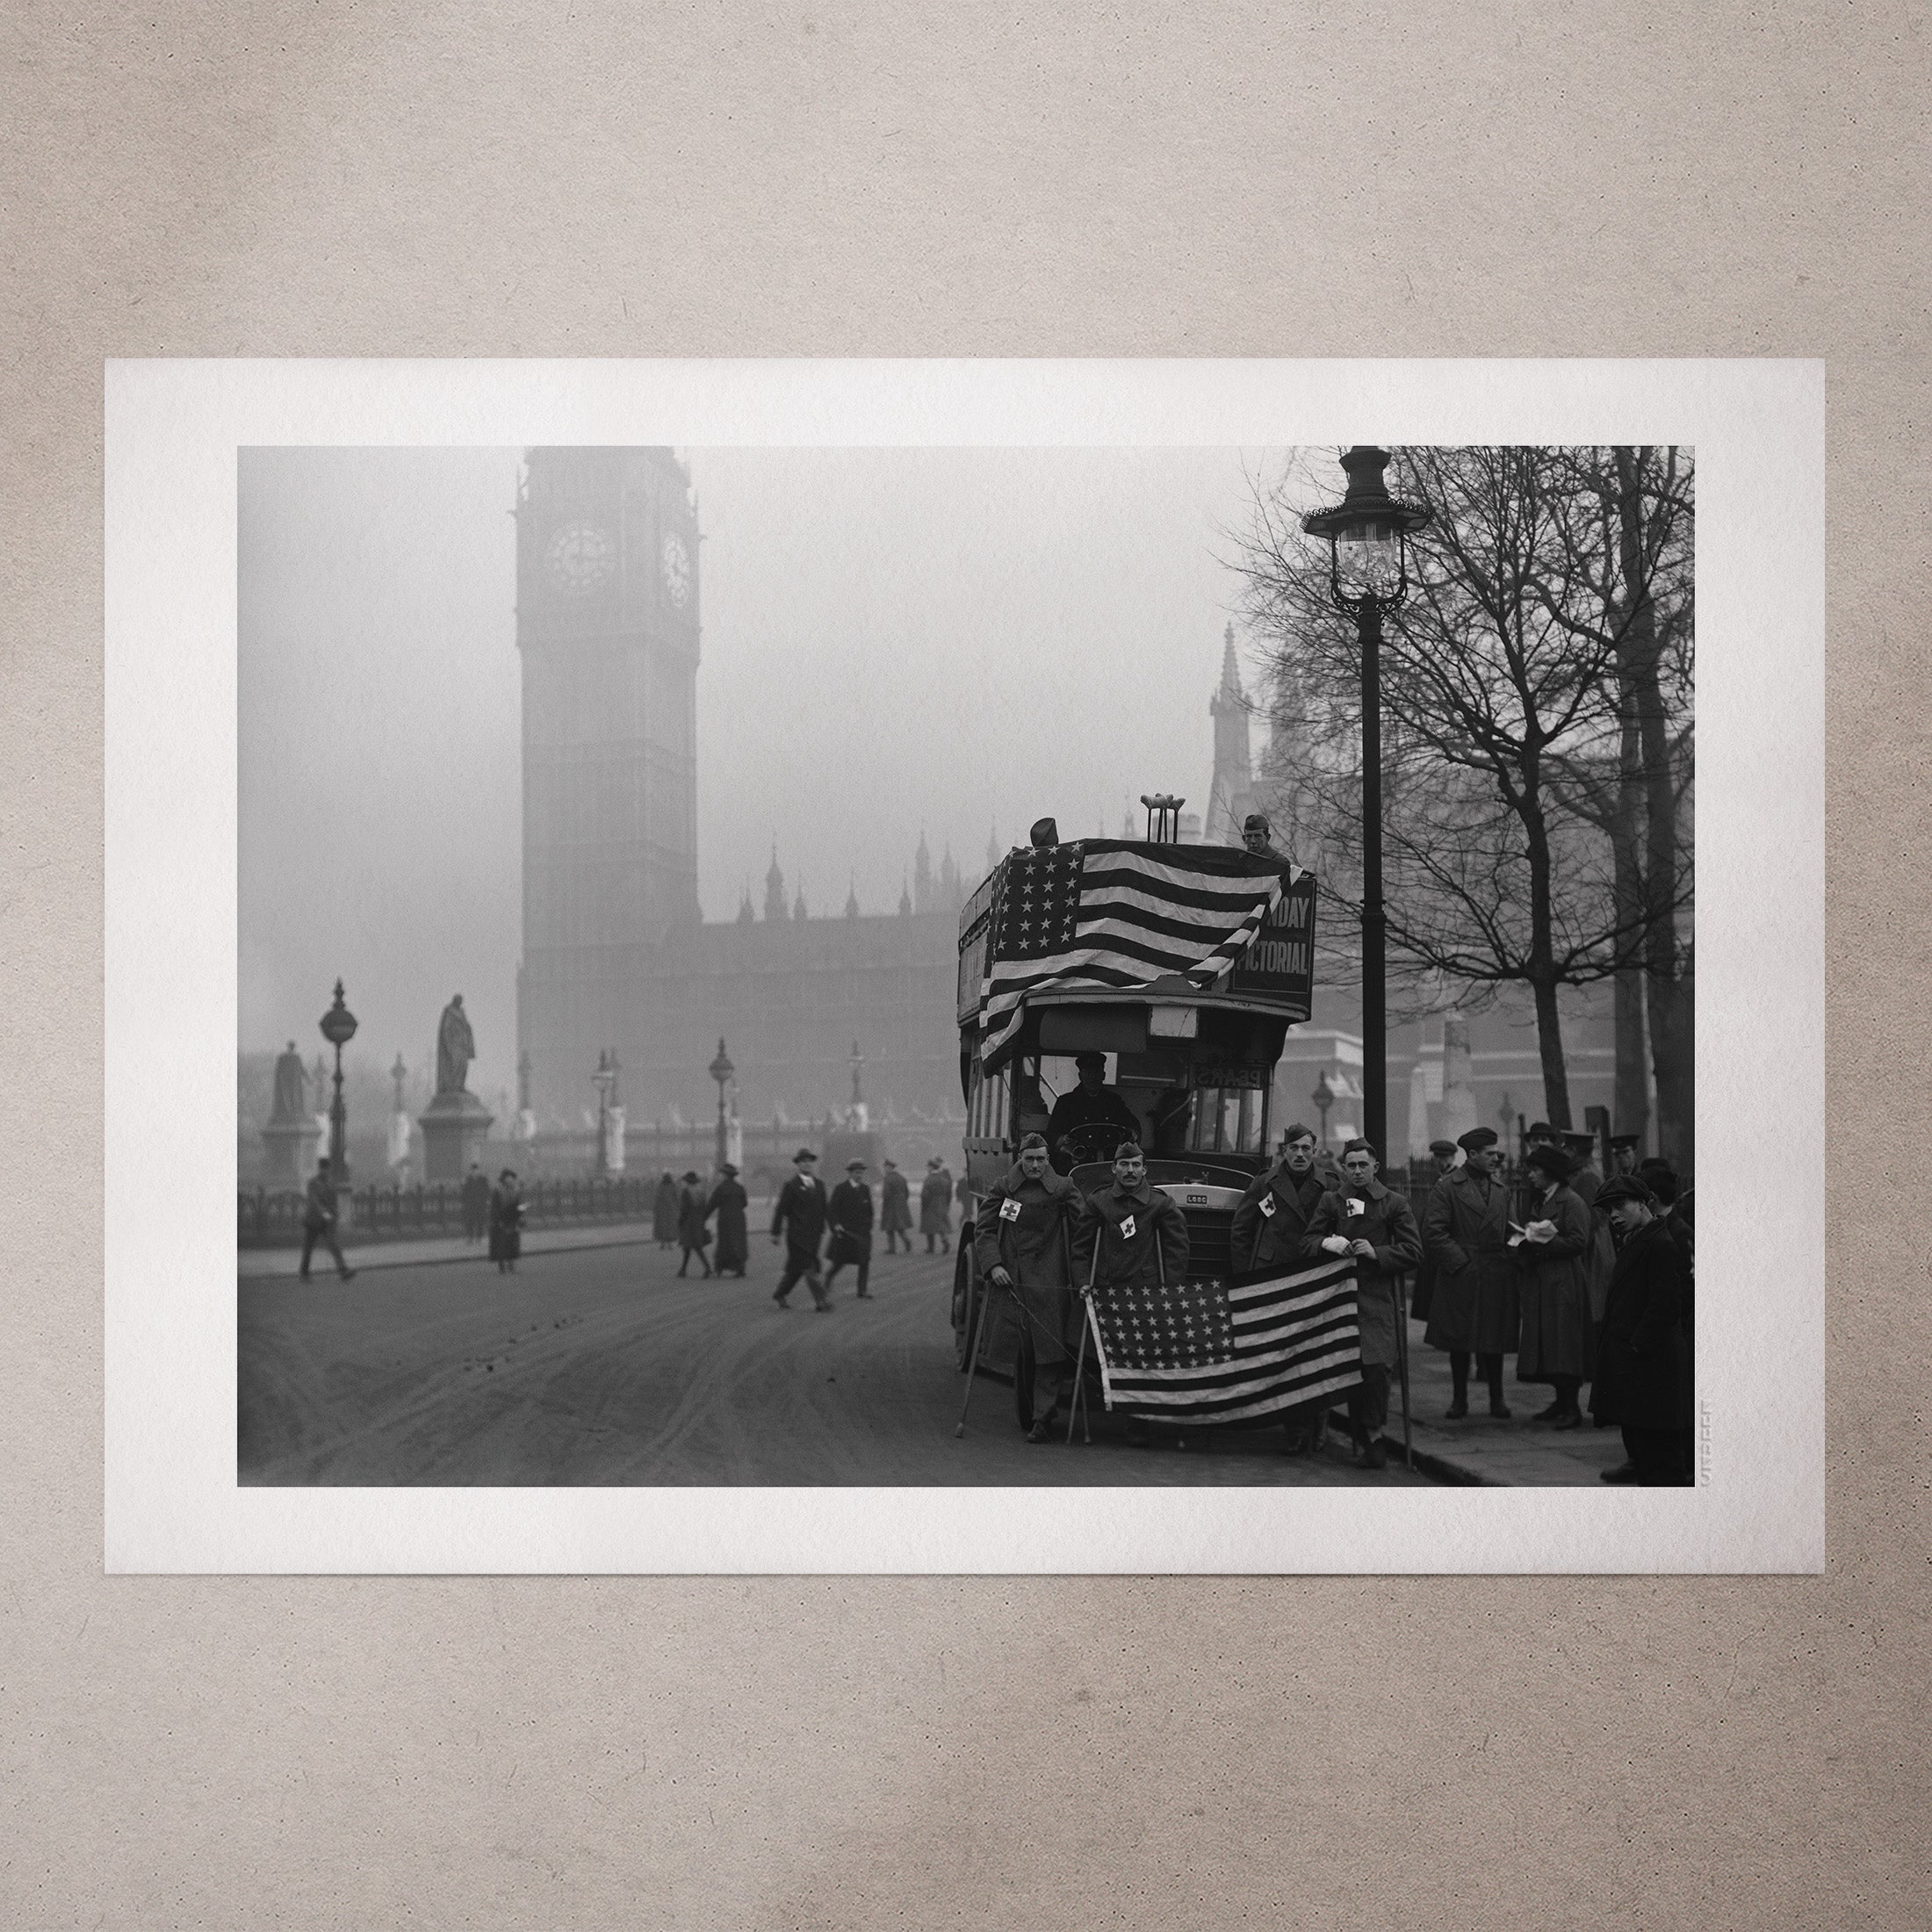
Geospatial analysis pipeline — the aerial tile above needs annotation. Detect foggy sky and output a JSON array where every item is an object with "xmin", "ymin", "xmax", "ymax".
[{"xmin": 239, "ymin": 444, "xmax": 1294, "ymax": 1099}]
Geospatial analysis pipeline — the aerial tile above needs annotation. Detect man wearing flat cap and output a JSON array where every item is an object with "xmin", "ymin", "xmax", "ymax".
[
  {"xmin": 825, "ymin": 1158, "xmax": 876, "ymax": 1301},
  {"xmin": 1607, "ymin": 1133, "xmax": 1640, "ymax": 1179},
  {"xmin": 1421, "ymin": 1125, "xmax": 1520, "ymax": 1418},
  {"xmin": 1045, "ymin": 1051, "xmax": 1140, "ymax": 1172},
  {"xmin": 974, "ymin": 1130, "xmax": 1085, "ymax": 1441},
  {"xmin": 769, "ymin": 1147, "xmax": 833, "ymax": 1311},
  {"xmin": 1589, "ymin": 1176, "xmax": 1693, "ymax": 1483}
]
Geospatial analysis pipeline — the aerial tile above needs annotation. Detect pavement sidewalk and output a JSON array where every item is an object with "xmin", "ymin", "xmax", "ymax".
[
  {"xmin": 1325, "ymin": 1312, "xmax": 1625, "ymax": 1487},
  {"xmin": 238, "ymin": 1218, "xmax": 674, "ymax": 1280}
]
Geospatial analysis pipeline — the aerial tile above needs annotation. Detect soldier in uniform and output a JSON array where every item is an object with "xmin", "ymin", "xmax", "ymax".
[
  {"xmin": 1608, "ymin": 1133, "xmax": 1641, "ymax": 1179},
  {"xmin": 1241, "ymin": 811, "xmax": 1289, "ymax": 861},
  {"xmin": 973, "ymin": 1131, "xmax": 1085, "ymax": 1442},
  {"xmin": 1045, "ymin": 1052, "xmax": 1141, "ymax": 1171},
  {"xmin": 1305, "ymin": 1138, "xmax": 1424, "ymax": 1468},
  {"xmin": 1421, "ymin": 1125, "xmax": 1519, "ymax": 1418},
  {"xmin": 1410, "ymin": 1139, "xmax": 1461, "ymax": 1323},
  {"xmin": 1231, "ymin": 1121, "xmax": 1334, "ymax": 1453},
  {"xmin": 824, "ymin": 1158, "xmax": 876, "ymax": 1301},
  {"xmin": 919, "ymin": 1157, "xmax": 955, "ymax": 1254},
  {"xmin": 1072, "ymin": 1142, "xmax": 1190, "ymax": 1448},
  {"xmin": 769, "ymin": 1148, "xmax": 833, "ymax": 1311}
]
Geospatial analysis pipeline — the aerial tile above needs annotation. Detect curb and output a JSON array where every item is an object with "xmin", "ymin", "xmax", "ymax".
[
  {"xmin": 1323, "ymin": 1403, "xmax": 1493, "ymax": 1487},
  {"xmin": 238, "ymin": 1230, "xmax": 659, "ymax": 1283}
]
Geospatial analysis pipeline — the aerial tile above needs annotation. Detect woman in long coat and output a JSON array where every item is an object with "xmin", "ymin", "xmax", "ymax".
[
  {"xmin": 708, "ymin": 1164, "xmax": 749, "ymax": 1276},
  {"xmin": 675, "ymin": 1171, "xmax": 712, "ymax": 1278},
  {"xmin": 1510, "ymin": 1143, "xmax": 1596, "ymax": 1427},
  {"xmin": 488, "ymin": 1169, "xmax": 524, "ymax": 1275},
  {"xmin": 652, "ymin": 1171, "xmax": 680, "ymax": 1249},
  {"xmin": 1590, "ymin": 1177, "xmax": 1693, "ymax": 1484}
]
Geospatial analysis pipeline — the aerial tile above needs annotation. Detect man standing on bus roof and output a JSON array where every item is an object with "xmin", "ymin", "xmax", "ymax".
[
  {"xmin": 1242, "ymin": 811, "xmax": 1289, "ymax": 862},
  {"xmin": 975, "ymin": 1131, "xmax": 1085, "ymax": 1443},
  {"xmin": 1045, "ymin": 1052, "xmax": 1140, "ymax": 1169}
]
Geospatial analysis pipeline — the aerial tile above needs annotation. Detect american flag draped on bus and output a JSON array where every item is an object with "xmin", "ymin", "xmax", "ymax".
[
  {"xmin": 974, "ymin": 840, "xmax": 1298, "ymax": 1069},
  {"xmin": 1085, "ymin": 1254, "xmax": 1364, "ymax": 1424}
]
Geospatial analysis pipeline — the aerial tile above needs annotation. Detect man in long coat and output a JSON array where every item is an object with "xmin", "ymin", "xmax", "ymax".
[
  {"xmin": 299, "ymin": 1162, "xmax": 356, "ymax": 1283},
  {"xmin": 708, "ymin": 1163, "xmax": 749, "ymax": 1277},
  {"xmin": 879, "ymin": 1160, "xmax": 914, "ymax": 1252},
  {"xmin": 1590, "ymin": 1177, "xmax": 1693, "ymax": 1483},
  {"xmin": 1510, "ymin": 1143, "xmax": 1597, "ymax": 1426},
  {"xmin": 919, "ymin": 1158, "xmax": 955, "ymax": 1254},
  {"xmin": 1303, "ymin": 1138, "xmax": 1424, "ymax": 1468},
  {"xmin": 1231, "ymin": 1122, "xmax": 1331, "ymax": 1452},
  {"xmin": 769, "ymin": 1148, "xmax": 833, "ymax": 1311},
  {"xmin": 973, "ymin": 1131, "xmax": 1085, "ymax": 1442},
  {"xmin": 1422, "ymin": 1125, "xmax": 1519, "ymax": 1418},
  {"xmin": 460, "ymin": 1161, "xmax": 492, "ymax": 1244},
  {"xmin": 824, "ymin": 1158, "xmax": 876, "ymax": 1301}
]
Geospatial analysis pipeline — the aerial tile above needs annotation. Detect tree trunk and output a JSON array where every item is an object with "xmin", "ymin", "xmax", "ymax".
[
  {"xmin": 1611, "ymin": 580, "xmax": 1652, "ymax": 1147},
  {"xmin": 1531, "ymin": 973, "xmax": 1573, "ymax": 1130},
  {"xmin": 1614, "ymin": 448, "xmax": 1691, "ymax": 1171}
]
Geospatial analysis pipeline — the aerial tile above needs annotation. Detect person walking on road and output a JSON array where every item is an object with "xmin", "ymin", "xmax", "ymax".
[
  {"xmin": 920, "ymin": 1157, "xmax": 954, "ymax": 1255},
  {"xmin": 652, "ymin": 1171, "xmax": 680, "ymax": 1250},
  {"xmin": 770, "ymin": 1148, "xmax": 833, "ymax": 1311},
  {"xmin": 973, "ymin": 1131, "xmax": 1085, "ymax": 1443},
  {"xmin": 460, "ymin": 1161, "xmax": 491, "ymax": 1244},
  {"xmin": 825, "ymin": 1159, "xmax": 876, "ymax": 1300},
  {"xmin": 1510, "ymin": 1143, "xmax": 1596, "ymax": 1429},
  {"xmin": 676, "ymin": 1171, "xmax": 713, "ymax": 1278},
  {"xmin": 1305, "ymin": 1138, "xmax": 1424, "ymax": 1469},
  {"xmin": 299, "ymin": 1161, "xmax": 357, "ymax": 1283},
  {"xmin": 488, "ymin": 1169, "xmax": 525, "ymax": 1276},
  {"xmin": 879, "ymin": 1159, "xmax": 914, "ymax": 1253},
  {"xmin": 1590, "ymin": 1177, "xmax": 1694, "ymax": 1484},
  {"xmin": 709, "ymin": 1163, "xmax": 749, "ymax": 1277},
  {"xmin": 1232, "ymin": 1122, "xmax": 1331, "ymax": 1453},
  {"xmin": 1421, "ymin": 1126, "xmax": 1519, "ymax": 1419}
]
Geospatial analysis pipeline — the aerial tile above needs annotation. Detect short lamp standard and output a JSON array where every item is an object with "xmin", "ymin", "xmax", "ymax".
[
  {"xmin": 1302, "ymin": 446, "xmax": 1432, "ymax": 1164},
  {"xmin": 709, "ymin": 1038, "xmax": 735, "ymax": 1172},
  {"xmin": 592, "ymin": 1049, "xmax": 618, "ymax": 1176},
  {"xmin": 319, "ymin": 979, "xmax": 358, "ymax": 1185}
]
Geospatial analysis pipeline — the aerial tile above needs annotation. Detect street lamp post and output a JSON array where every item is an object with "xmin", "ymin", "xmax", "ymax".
[
  {"xmin": 592, "ymin": 1049, "xmax": 618, "ymax": 1176},
  {"xmin": 709, "ymin": 1038, "xmax": 735, "ymax": 1171},
  {"xmin": 1302, "ymin": 446, "xmax": 1432, "ymax": 1164},
  {"xmin": 319, "ymin": 979, "xmax": 358, "ymax": 1186},
  {"xmin": 1312, "ymin": 1071, "xmax": 1335, "ymax": 1149}
]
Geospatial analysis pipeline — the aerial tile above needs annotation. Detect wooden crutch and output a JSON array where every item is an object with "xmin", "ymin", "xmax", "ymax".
[{"xmin": 954, "ymin": 1268, "xmax": 993, "ymax": 1438}]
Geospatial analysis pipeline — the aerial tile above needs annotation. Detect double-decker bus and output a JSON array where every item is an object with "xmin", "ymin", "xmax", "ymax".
[{"xmin": 949, "ymin": 818, "xmax": 1317, "ymax": 1380}]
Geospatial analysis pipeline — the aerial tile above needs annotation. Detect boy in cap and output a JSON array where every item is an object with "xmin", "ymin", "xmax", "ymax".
[
  {"xmin": 1420, "ymin": 1126, "xmax": 1519, "ymax": 1418},
  {"xmin": 769, "ymin": 1148, "xmax": 833, "ymax": 1311},
  {"xmin": 825, "ymin": 1158, "xmax": 876, "ymax": 1300}
]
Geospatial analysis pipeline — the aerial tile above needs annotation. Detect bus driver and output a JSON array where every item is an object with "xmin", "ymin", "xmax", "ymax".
[{"xmin": 1046, "ymin": 1051, "xmax": 1141, "ymax": 1168}]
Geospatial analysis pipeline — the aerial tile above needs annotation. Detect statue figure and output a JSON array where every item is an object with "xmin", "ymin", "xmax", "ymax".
[
  {"xmin": 270, "ymin": 1041, "xmax": 307, "ymax": 1122},
  {"xmin": 436, "ymin": 994, "xmax": 476, "ymax": 1095}
]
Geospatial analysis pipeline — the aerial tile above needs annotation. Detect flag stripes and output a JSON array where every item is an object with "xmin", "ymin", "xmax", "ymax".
[{"xmin": 1087, "ymin": 1255, "xmax": 1364, "ymax": 1425}]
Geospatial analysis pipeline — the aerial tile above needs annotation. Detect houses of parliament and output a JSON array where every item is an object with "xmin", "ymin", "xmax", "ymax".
[{"xmin": 515, "ymin": 446, "xmax": 1612, "ymax": 1144}]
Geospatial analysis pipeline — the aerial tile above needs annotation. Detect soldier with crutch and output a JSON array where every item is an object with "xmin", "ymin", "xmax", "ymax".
[
  {"xmin": 1070, "ymin": 1142, "xmax": 1189, "ymax": 1447},
  {"xmin": 970, "ymin": 1131, "xmax": 1085, "ymax": 1443}
]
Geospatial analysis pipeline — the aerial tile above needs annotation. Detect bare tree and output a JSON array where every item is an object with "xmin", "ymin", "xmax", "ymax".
[{"xmin": 1230, "ymin": 445, "xmax": 1693, "ymax": 1142}]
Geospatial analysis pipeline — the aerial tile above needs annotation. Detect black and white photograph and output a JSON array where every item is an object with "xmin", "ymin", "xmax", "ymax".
[{"xmin": 105, "ymin": 359, "xmax": 1819, "ymax": 1570}]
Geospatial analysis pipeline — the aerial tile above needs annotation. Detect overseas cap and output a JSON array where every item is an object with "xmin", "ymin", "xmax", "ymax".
[{"xmin": 1019, "ymin": 1131, "xmax": 1049, "ymax": 1152}]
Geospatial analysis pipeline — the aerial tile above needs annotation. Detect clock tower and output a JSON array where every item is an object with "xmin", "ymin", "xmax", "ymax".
[{"xmin": 515, "ymin": 447, "xmax": 701, "ymax": 1122}]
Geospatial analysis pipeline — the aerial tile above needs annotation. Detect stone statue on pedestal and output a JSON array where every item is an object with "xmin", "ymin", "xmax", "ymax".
[
  {"xmin": 261, "ymin": 1039, "xmax": 322, "ymax": 1186},
  {"xmin": 436, "ymin": 995, "xmax": 476, "ymax": 1095},
  {"xmin": 419, "ymin": 995, "xmax": 493, "ymax": 1182}
]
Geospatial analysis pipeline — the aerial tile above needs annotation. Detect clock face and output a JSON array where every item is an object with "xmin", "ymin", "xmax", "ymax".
[
  {"xmin": 661, "ymin": 531, "xmax": 692, "ymax": 607},
  {"xmin": 545, "ymin": 523, "xmax": 615, "ymax": 593}
]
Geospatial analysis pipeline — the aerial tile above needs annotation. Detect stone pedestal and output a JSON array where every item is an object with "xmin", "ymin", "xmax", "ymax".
[
  {"xmin": 419, "ymin": 1090, "xmax": 495, "ymax": 1182},
  {"xmin": 261, "ymin": 1117, "xmax": 322, "ymax": 1188}
]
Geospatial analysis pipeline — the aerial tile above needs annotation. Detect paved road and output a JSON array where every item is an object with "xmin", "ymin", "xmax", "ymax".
[{"xmin": 239, "ymin": 1240, "xmax": 1433, "ymax": 1488}]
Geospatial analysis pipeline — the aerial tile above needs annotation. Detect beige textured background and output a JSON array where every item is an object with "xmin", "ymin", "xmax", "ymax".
[{"xmin": 6, "ymin": 4, "xmax": 1925, "ymax": 1926}]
